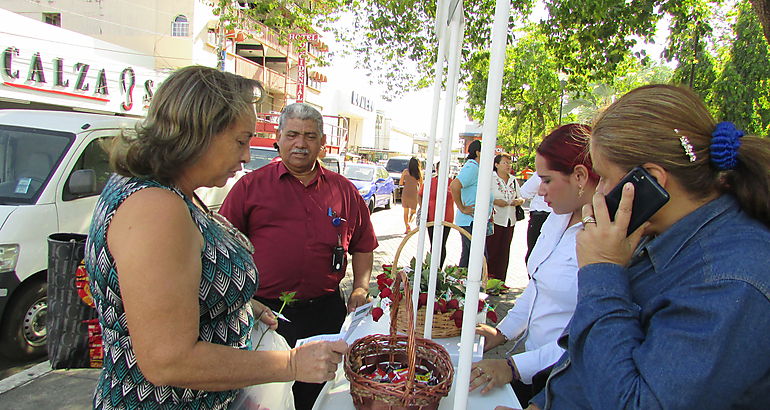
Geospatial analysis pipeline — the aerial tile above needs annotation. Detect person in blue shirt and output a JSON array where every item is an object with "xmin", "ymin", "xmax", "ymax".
[
  {"xmin": 450, "ymin": 139, "xmax": 494, "ymax": 268},
  {"xmin": 513, "ymin": 85, "xmax": 770, "ymax": 409}
]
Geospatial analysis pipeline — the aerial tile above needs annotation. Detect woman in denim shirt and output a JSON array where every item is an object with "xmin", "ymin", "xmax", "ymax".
[{"xmin": 523, "ymin": 85, "xmax": 770, "ymax": 409}]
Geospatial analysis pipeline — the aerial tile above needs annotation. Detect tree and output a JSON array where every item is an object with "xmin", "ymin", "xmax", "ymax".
[
  {"xmin": 464, "ymin": 27, "xmax": 564, "ymax": 160},
  {"xmin": 749, "ymin": 0, "xmax": 770, "ymax": 44},
  {"xmin": 333, "ymin": 0, "xmax": 534, "ymax": 98},
  {"xmin": 713, "ymin": 0, "xmax": 770, "ymax": 135}
]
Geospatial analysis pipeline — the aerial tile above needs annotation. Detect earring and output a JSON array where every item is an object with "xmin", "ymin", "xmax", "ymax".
[{"xmin": 578, "ymin": 185, "xmax": 584, "ymax": 198}]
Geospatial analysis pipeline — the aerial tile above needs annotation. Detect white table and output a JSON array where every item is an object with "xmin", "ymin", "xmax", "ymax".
[{"xmin": 312, "ymin": 308, "xmax": 522, "ymax": 409}]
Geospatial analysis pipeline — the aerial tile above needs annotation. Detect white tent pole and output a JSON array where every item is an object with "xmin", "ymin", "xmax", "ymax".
[
  {"xmin": 422, "ymin": 0, "xmax": 464, "ymax": 338},
  {"xmin": 412, "ymin": 0, "xmax": 450, "ymax": 318},
  {"xmin": 453, "ymin": 0, "xmax": 510, "ymax": 407}
]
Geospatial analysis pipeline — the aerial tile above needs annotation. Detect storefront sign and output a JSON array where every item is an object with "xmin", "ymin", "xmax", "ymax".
[
  {"xmin": 1, "ymin": 45, "xmax": 159, "ymax": 115},
  {"xmin": 351, "ymin": 91, "xmax": 373, "ymax": 112},
  {"xmin": 296, "ymin": 55, "xmax": 306, "ymax": 103}
]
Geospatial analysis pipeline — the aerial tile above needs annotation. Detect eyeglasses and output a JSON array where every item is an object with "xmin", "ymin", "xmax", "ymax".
[{"xmin": 193, "ymin": 193, "xmax": 255, "ymax": 254}]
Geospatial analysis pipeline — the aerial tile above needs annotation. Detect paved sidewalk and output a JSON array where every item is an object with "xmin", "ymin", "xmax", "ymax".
[{"xmin": 0, "ymin": 205, "xmax": 531, "ymax": 409}]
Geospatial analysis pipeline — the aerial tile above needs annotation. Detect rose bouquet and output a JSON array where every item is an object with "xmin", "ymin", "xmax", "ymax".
[{"xmin": 371, "ymin": 257, "xmax": 497, "ymax": 337}]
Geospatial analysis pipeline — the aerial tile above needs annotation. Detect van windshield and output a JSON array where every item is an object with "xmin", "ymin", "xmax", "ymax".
[
  {"xmin": 245, "ymin": 147, "xmax": 279, "ymax": 171},
  {"xmin": 0, "ymin": 125, "xmax": 72, "ymax": 204},
  {"xmin": 385, "ymin": 158, "xmax": 409, "ymax": 174}
]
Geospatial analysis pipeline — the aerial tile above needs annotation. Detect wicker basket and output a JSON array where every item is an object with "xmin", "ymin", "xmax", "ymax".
[
  {"xmin": 344, "ymin": 268, "xmax": 454, "ymax": 410},
  {"xmin": 393, "ymin": 221, "xmax": 488, "ymax": 338}
]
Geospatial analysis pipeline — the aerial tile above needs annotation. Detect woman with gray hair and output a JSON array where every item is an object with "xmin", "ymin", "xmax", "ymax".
[{"xmin": 86, "ymin": 66, "xmax": 346, "ymax": 409}]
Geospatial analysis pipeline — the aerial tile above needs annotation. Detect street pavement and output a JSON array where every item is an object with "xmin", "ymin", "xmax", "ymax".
[{"xmin": 0, "ymin": 202, "xmax": 532, "ymax": 409}]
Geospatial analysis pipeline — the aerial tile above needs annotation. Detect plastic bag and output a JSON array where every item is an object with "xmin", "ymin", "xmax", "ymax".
[{"xmin": 230, "ymin": 322, "xmax": 296, "ymax": 410}]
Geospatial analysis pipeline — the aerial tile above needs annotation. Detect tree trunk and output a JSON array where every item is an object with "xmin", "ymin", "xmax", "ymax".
[{"xmin": 750, "ymin": 0, "xmax": 770, "ymax": 46}]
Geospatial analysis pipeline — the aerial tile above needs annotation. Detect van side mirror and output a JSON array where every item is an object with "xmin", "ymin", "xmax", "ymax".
[{"xmin": 68, "ymin": 169, "xmax": 97, "ymax": 195}]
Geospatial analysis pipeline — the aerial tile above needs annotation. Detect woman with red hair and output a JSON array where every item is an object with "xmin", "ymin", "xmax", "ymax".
[{"xmin": 469, "ymin": 124, "xmax": 597, "ymax": 404}]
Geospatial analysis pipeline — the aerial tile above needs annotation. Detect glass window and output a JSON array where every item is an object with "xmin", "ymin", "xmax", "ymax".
[
  {"xmin": 171, "ymin": 15, "xmax": 189, "ymax": 37},
  {"xmin": 43, "ymin": 13, "xmax": 61, "ymax": 27},
  {"xmin": 63, "ymin": 137, "xmax": 113, "ymax": 201},
  {"xmin": 0, "ymin": 125, "xmax": 72, "ymax": 204}
]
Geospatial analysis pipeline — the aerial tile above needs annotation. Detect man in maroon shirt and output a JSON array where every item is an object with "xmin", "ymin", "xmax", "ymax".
[{"xmin": 219, "ymin": 103, "xmax": 377, "ymax": 410}]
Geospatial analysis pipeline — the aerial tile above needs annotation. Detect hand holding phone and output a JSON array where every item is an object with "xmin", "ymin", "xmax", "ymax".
[{"xmin": 604, "ymin": 166, "xmax": 670, "ymax": 236}]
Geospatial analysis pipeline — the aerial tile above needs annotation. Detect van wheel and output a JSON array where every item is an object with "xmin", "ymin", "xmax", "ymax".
[
  {"xmin": 368, "ymin": 198, "xmax": 375, "ymax": 214},
  {"xmin": 385, "ymin": 192, "xmax": 393, "ymax": 209},
  {"xmin": 0, "ymin": 280, "xmax": 48, "ymax": 360}
]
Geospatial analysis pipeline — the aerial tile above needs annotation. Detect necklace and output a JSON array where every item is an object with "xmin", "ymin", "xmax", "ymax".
[{"xmin": 193, "ymin": 193, "xmax": 255, "ymax": 254}]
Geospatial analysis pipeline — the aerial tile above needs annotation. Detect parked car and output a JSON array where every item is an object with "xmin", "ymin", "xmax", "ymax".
[
  {"xmin": 343, "ymin": 164, "xmax": 395, "ymax": 213},
  {"xmin": 0, "ymin": 109, "xmax": 240, "ymax": 360},
  {"xmin": 320, "ymin": 154, "xmax": 342, "ymax": 174},
  {"xmin": 245, "ymin": 146, "xmax": 280, "ymax": 171},
  {"xmin": 384, "ymin": 156, "xmax": 411, "ymax": 201}
]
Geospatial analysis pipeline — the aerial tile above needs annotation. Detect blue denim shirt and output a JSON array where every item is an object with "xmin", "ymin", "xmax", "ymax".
[{"xmin": 533, "ymin": 195, "xmax": 770, "ymax": 409}]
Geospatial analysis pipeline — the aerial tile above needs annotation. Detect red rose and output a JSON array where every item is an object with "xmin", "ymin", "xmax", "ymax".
[
  {"xmin": 418, "ymin": 293, "xmax": 428, "ymax": 308},
  {"xmin": 437, "ymin": 299, "xmax": 448, "ymax": 313},
  {"xmin": 433, "ymin": 301, "xmax": 440, "ymax": 313},
  {"xmin": 384, "ymin": 277, "xmax": 394, "ymax": 286},
  {"xmin": 380, "ymin": 288, "xmax": 392, "ymax": 299},
  {"xmin": 486, "ymin": 310, "xmax": 499, "ymax": 322},
  {"xmin": 376, "ymin": 273, "xmax": 388, "ymax": 280},
  {"xmin": 446, "ymin": 299, "xmax": 460, "ymax": 310},
  {"xmin": 372, "ymin": 307, "xmax": 384, "ymax": 321},
  {"xmin": 477, "ymin": 299, "xmax": 485, "ymax": 313},
  {"xmin": 450, "ymin": 309, "xmax": 463, "ymax": 321}
]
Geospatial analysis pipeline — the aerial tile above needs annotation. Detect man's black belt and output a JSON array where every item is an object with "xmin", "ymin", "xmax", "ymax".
[
  {"xmin": 255, "ymin": 288, "xmax": 341, "ymax": 310},
  {"xmin": 529, "ymin": 211, "xmax": 550, "ymax": 215}
]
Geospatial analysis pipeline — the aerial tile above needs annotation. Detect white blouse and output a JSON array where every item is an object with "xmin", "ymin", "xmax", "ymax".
[
  {"xmin": 495, "ymin": 212, "xmax": 580, "ymax": 384},
  {"xmin": 491, "ymin": 172, "xmax": 522, "ymax": 227}
]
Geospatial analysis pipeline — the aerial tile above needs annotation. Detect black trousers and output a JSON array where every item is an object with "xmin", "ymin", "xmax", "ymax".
[
  {"xmin": 459, "ymin": 222, "xmax": 473, "ymax": 268},
  {"xmin": 254, "ymin": 289, "xmax": 347, "ymax": 410},
  {"xmin": 427, "ymin": 225, "xmax": 451, "ymax": 268},
  {"xmin": 525, "ymin": 211, "xmax": 550, "ymax": 264},
  {"xmin": 511, "ymin": 364, "xmax": 553, "ymax": 406}
]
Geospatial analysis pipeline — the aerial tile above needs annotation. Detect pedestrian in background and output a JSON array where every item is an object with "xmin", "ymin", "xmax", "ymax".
[
  {"xmin": 451, "ymin": 140, "xmax": 493, "ymax": 268},
  {"xmin": 485, "ymin": 153, "xmax": 524, "ymax": 280},
  {"xmin": 518, "ymin": 172, "xmax": 552, "ymax": 264},
  {"xmin": 400, "ymin": 157, "xmax": 422, "ymax": 233},
  {"xmin": 470, "ymin": 124, "xmax": 597, "ymax": 404},
  {"xmin": 86, "ymin": 66, "xmax": 346, "ymax": 409},
  {"xmin": 418, "ymin": 161, "xmax": 454, "ymax": 267},
  {"xmin": 530, "ymin": 84, "xmax": 770, "ymax": 409},
  {"xmin": 220, "ymin": 103, "xmax": 377, "ymax": 410}
]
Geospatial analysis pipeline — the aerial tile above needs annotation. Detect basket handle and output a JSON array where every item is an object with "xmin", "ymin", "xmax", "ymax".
[
  {"xmin": 389, "ymin": 268, "xmax": 418, "ymax": 388},
  {"xmin": 392, "ymin": 221, "xmax": 488, "ymax": 286}
]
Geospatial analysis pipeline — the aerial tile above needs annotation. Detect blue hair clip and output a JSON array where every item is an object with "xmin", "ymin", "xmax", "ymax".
[{"xmin": 710, "ymin": 122, "xmax": 744, "ymax": 170}]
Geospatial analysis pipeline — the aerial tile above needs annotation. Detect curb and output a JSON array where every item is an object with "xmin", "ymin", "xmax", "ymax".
[{"xmin": 0, "ymin": 361, "xmax": 52, "ymax": 395}]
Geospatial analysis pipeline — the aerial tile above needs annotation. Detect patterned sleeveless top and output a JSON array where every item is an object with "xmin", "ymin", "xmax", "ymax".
[{"xmin": 86, "ymin": 175, "xmax": 258, "ymax": 409}]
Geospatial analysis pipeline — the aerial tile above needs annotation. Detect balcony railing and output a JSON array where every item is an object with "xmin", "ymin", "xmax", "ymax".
[
  {"xmin": 238, "ymin": 12, "xmax": 323, "ymax": 61},
  {"xmin": 234, "ymin": 54, "xmax": 297, "ymax": 99}
]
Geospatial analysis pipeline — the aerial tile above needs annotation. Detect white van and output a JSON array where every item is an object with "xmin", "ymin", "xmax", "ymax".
[{"xmin": 0, "ymin": 110, "xmax": 233, "ymax": 360}]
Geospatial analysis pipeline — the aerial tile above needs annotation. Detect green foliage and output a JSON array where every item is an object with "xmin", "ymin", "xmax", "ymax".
[
  {"xmin": 464, "ymin": 27, "xmax": 562, "ymax": 160},
  {"xmin": 712, "ymin": 0, "xmax": 770, "ymax": 135},
  {"xmin": 408, "ymin": 255, "xmax": 466, "ymax": 298},
  {"xmin": 332, "ymin": 0, "xmax": 534, "ymax": 98}
]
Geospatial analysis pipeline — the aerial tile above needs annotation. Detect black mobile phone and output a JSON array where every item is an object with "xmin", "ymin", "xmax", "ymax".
[{"xmin": 604, "ymin": 166, "xmax": 670, "ymax": 236}]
